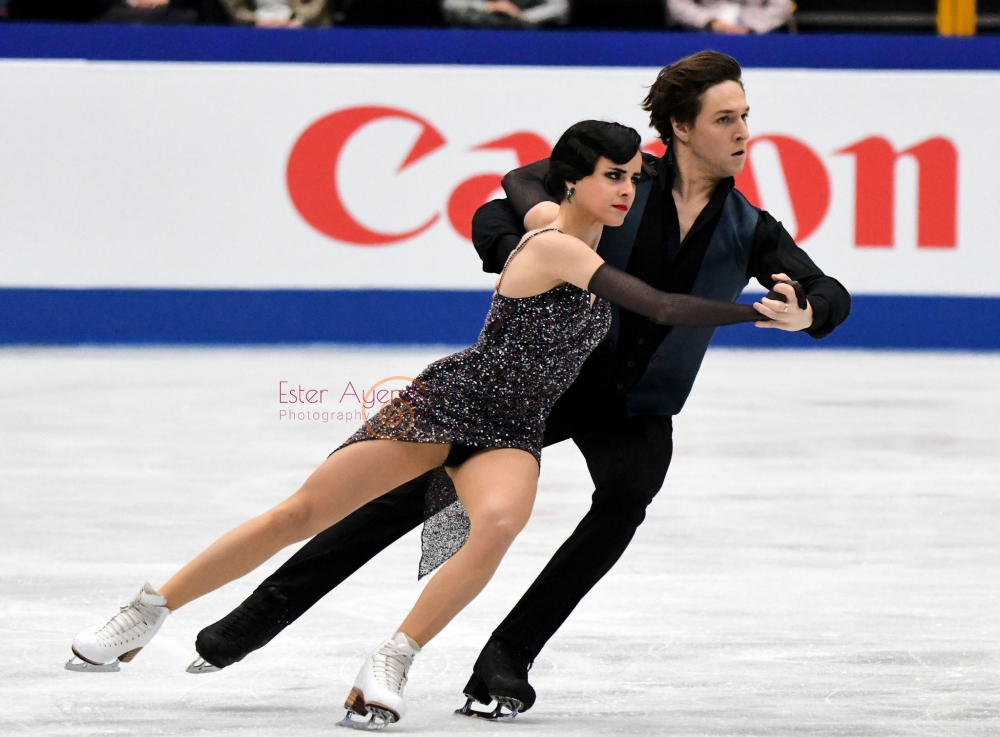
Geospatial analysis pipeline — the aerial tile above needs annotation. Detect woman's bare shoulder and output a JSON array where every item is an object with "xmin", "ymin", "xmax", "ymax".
[
  {"xmin": 522, "ymin": 228, "xmax": 605, "ymax": 288},
  {"xmin": 524, "ymin": 228, "xmax": 594, "ymax": 255}
]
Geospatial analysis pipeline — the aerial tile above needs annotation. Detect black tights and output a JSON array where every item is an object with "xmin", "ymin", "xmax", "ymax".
[{"xmin": 492, "ymin": 409, "xmax": 672, "ymax": 657}]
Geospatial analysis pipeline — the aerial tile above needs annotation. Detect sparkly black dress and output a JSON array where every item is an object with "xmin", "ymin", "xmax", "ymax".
[
  {"xmin": 335, "ymin": 228, "xmax": 610, "ymax": 468},
  {"xmin": 333, "ymin": 229, "xmax": 611, "ymax": 576}
]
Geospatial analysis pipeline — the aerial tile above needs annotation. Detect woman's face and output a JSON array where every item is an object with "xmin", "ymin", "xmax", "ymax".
[{"xmin": 569, "ymin": 152, "xmax": 643, "ymax": 227}]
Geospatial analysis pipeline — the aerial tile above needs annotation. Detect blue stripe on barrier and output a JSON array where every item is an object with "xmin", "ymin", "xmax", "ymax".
[
  {"xmin": 724, "ymin": 294, "xmax": 1000, "ymax": 351},
  {"xmin": 2, "ymin": 288, "xmax": 1000, "ymax": 350},
  {"xmin": 2, "ymin": 24, "xmax": 1000, "ymax": 70},
  {"xmin": 0, "ymin": 288, "xmax": 493, "ymax": 346}
]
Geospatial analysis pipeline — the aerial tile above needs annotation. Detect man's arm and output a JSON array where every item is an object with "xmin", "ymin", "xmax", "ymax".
[
  {"xmin": 501, "ymin": 159, "xmax": 556, "ymax": 225},
  {"xmin": 747, "ymin": 210, "xmax": 851, "ymax": 338},
  {"xmin": 471, "ymin": 198, "xmax": 525, "ymax": 275}
]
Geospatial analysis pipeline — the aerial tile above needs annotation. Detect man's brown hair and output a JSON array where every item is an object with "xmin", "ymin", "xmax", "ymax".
[{"xmin": 642, "ymin": 51, "xmax": 744, "ymax": 145}]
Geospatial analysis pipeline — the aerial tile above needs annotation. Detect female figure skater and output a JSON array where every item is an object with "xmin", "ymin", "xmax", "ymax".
[{"xmin": 68, "ymin": 121, "xmax": 777, "ymax": 728}]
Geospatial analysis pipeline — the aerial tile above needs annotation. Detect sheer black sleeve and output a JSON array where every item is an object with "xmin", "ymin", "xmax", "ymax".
[
  {"xmin": 588, "ymin": 263, "xmax": 775, "ymax": 327},
  {"xmin": 501, "ymin": 159, "xmax": 558, "ymax": 224}
]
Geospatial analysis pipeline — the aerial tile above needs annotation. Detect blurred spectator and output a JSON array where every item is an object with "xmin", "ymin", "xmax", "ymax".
[
  {"xmin": 342, "ymin": 0, "xmax": 443, "ymax": 26},
  {"xmin": 443, "ymin": 0, "xmax": 568, "ymax": 27},
  {"xmin": 103, "ymin": 0, "xmax": 316, "ymax": 25},
  {"xmin": 667, "ymin": 0, "xmax": 793, "ymax": 34},
  {"xmin": 7, "ymin": 0, "xmax": 117, "ymax": 20},
  {"xmin": 570, "ymin": 0, "xmax": 664, "ymax": 30},
  {"xmin": 100, "ymin": 0, "xmax": 183, "ymax": 22},
  {"xmin": 6, "ymin": 0, "xmax": 231, "ymax": 23},
  {"xmin": 220, "ymin": 0, "xmax": 330, "ymax": 26},
  {"xmin": 5, "ymin": 0, "xmax": 324, "ymax": 24},
  {"xmin": 100, "ymin": 0, "xmax": 230, "ymax": 23}
]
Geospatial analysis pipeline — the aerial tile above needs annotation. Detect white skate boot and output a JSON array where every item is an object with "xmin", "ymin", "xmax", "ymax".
[
  {"xmin": 66, "ymin": 583, "xmax": 170, "ymax": 672},
  {"xmin": 338, "ymin": 632, "xmax": 420, "ymax": 730}
]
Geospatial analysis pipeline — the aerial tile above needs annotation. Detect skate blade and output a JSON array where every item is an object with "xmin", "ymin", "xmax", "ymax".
[
  {"xmin": 186, "ymin": 657, "xmax": 221, "ymax": 674},
  {"xmin": 65, "ymin": 656, "xmax": 120, "ymax": 673},
  {"xmin": 454, "ymin": 697, "xmax": 519, "ymax": 720},
  {"xmin": 337, "ymin": 709, "xmax": 393, "ymax": 731},
  {"xmin": 337, "ymin": 688, "xmax": 398, "ymax": 730}
]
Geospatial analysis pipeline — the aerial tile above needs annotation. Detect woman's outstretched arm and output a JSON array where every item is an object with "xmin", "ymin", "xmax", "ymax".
[
  {"xmin": 529, "ymin": 229, "xmax": 793, "ymax": 327},
  {"xmin": 588, "ymin": 263, "xmax": 784, "ymax": 327}
]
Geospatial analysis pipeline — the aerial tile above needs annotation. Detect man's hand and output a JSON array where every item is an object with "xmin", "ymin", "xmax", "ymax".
[
  {"xmin": 709, "ymin": 19, "xmax": 750, "ymax": 34},
  {"xmin": 753, "ymin": 273, "xmax": 813, "ymax": 331}
]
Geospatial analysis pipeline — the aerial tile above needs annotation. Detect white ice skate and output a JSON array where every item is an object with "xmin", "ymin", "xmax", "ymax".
[
  {"xmin": 338, "ymin": 632, "xmax": 419, "ymax": 730},
  {"xmin": 66, "ymin": 582, "xmax": 169, "ymax": 672}
]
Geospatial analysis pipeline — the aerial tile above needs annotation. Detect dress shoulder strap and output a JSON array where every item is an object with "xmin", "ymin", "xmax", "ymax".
[{"xmin": 496, "ymin": 227, "xmax": 561, "ymax": 294}]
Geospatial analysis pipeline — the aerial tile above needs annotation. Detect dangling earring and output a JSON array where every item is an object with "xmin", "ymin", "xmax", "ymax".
[{"xmin": 566, "ymin": 187, "xmax": 575, "ymax": 203}]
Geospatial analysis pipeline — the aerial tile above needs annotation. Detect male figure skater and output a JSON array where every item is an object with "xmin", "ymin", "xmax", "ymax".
[{"xmin": 190, "ymin": 51, "xmax": 851, "ymax": 715}]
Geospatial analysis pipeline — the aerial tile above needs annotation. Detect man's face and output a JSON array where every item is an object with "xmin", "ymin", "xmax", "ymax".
[{"xmin": 673, "ymin": 80, "xmax": 750, "ymax": 178}]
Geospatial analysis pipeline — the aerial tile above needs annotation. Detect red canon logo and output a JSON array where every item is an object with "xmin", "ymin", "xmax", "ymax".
[
  {"xmin": 286, "ymin": 105, "xmax": 549, "ymax": 245},
  {"xmin": 286, "ymin": 106, "xmax": 958, "ymax": 249}
]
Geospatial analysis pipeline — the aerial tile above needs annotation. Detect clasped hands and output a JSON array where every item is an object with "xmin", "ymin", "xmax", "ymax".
[{"xmin": 753, "ymin": 273, "xmax": 813, "ymax": 331}]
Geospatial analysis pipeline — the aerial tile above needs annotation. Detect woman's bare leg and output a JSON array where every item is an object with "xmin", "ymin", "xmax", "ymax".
[
  {"xmin": 158, "ymin": 440, "xmax": 449, "ymax": 611},
  {"xmin": 397, "ymin": 448, "xmax": 538, "ymax": 646}
]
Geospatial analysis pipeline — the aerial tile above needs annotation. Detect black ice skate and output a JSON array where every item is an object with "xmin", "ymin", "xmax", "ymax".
[
  {"xmin": 454, "ymin": 639, "xmax": 535, "ymax": 720},
  {"xmin": 186, "ymin": 585, "xmax": 290, "ymax": 673}
]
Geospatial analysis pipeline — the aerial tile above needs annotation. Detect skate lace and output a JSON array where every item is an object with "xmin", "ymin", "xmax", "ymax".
[
  {"xmin": 372, "ymin": 641, "xmax": 414, "ymax": 693},
  {"xmin": 94, "ymin": 596, "xmax": 159, "ymax": 646}
]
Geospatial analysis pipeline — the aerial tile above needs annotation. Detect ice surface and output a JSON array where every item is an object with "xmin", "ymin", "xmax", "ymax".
[{"xmin": 1, "ymin": 346, "xmax": 998, "ymax": 735}]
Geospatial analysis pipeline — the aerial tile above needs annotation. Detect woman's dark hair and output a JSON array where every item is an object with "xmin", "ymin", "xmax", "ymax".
[
  {"xmin": 642, "ymin": 51, "xmax": 743, "ymax": 145},
  {"xmin": 543, "ymin": 120, "xmax": 642, "ymax": 200}
]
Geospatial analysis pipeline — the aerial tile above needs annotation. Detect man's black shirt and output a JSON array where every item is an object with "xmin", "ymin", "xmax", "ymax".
[
  {"xmin": 471, "ymin": 152, "xmax": 851, "ymax": 406},
  {"xmin": 609, "ymin": 152, "xmax": 730, "ymax": 392}
]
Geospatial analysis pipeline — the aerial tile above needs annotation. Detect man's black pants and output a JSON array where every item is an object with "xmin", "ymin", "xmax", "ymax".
[{"xmin": 254, "ymin": 392, "xmax": 673, "ymax": 661}]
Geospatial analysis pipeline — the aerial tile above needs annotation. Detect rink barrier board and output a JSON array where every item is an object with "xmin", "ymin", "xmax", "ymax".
[
  {"xmin": 2, "ymin": 23, "xmax": 1000, "ymax": 69},
  {"xmin": 2, "ymin": 289, "xmax": 999, "ymax": 351},
  {"xmin": 3, "ymin": 27, "xmax": 999, "ymax": 351}
]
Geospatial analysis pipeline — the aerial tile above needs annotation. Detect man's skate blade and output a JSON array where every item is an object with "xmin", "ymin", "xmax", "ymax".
[
  {"xmin": 65, "ymin": 655, "xmax": 120, "ymax": 673},
  {"xmin": 186, "ymin": 657, "xmax": 221, "ymax": 674},
  {"xmin": 337, "ymin": 709, "xmax": 395, "ymax": 731},
  {"xmin": 454, "ymin": 697, "xmax": 519, "ymax": 720}
]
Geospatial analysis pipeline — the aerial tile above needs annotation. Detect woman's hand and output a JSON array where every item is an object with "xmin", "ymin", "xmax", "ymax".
[{"xmin": 753, "ymin": 274, "xmax": 814, "ymax": 331}]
